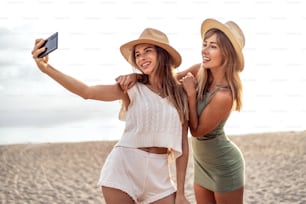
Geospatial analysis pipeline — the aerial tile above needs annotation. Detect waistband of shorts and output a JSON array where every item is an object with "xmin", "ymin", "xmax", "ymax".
[{"xmin": 115, "ymin": 146, "xmax": 169, "ymax": 159}]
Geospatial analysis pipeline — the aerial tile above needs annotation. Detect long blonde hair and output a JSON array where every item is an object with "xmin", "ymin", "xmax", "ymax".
[
  {"xmin": 132, "ymin": 46, "xmax": 189, "ymax": 123},
  {"xmin": 197, "ymin": 29, "xmax": 243, "ymax": 111}
]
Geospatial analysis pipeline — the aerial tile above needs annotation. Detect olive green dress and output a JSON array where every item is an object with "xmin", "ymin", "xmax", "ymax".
[{"xmin": 192, "ymin": 86, "xmax": 245, "ymax": 192}]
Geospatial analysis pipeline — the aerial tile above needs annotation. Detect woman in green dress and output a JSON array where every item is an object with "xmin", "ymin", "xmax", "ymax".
[{"xmin": 180, "ymin": 18, "xmax": 245, "ymax": 204}]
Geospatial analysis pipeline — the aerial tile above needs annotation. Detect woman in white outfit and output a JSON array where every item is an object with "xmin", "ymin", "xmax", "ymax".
[{"xmin": 31, "ymin": 28, "xmax": 190, "ymax": 204}]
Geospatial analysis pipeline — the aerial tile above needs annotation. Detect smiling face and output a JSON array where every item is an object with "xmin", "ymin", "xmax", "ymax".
[
  {"xmin": 134, "ymin": 43, "xmax": 158, "ymax": 75},
  {"xmin": 201, "ymin": 33, "xmax": 224, "ymax": 70}
]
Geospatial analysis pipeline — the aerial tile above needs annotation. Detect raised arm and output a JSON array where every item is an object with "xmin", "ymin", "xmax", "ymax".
[
  {"xmin": 181, "ymin": 72, "xmax": 198, "ymax": 134},
  {"xmin": 191, "ymin": 90, "xmax": 232, "ymax": 137},
  {"xmin": 32, "ymin": 38, "xmax": 128, "ymax": 102},
  {"xmin": 176, "ymin": 63, "xmax": 201, "ymax": 81},
  {"xmin": 116, "ymin": 63, "xmax": 201, "ymax": 93},
  {"xmin": 182, "ymin": 71, "xmax": 233, "ymax": 137},
  {"xmin": 116, "ymin": 73, "xmax": 144, "ymax": 93}
]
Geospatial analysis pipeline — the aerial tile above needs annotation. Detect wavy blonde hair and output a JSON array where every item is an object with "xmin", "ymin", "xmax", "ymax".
[{"xmin": 197, "ymin": 29, "xmax": 243, "ymax": 111}]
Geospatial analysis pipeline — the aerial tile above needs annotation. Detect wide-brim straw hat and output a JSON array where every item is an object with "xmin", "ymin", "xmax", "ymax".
[
  {"xmin": 201, "ymin": 18, "xmax": 245, "ymax": 71},
  {"xmin": 120, "ymin": 28, "xmax": 182, "ymax": 68}
]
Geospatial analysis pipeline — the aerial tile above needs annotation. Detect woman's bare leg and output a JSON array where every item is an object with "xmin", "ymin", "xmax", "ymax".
[
  {"xmin": 102, "ymin": 186, "xmax": 135, "ymax": 204},
  {"xmin": 215, "ymin": 187, "xmax": 244, "ymax": 204},
  {"xmin": 194, "ymin": 183, "xmax": 216, "ymax": 204},
  {"xmin": 151, "ymin": 193, "xmax": 175, "ymax": 204}
]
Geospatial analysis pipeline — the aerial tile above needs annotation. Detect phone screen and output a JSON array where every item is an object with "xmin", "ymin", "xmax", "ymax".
[{"xmin": 38, "ymin": 32, "xmax": 58, "ymax": 58}]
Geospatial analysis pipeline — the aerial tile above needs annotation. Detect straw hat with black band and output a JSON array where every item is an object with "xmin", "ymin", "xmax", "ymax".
[
  {"xmin": 201, "ymin": 18, "xmax": 245, "ymax": 71},
  {"xmin": 120, "ymin": 28, "xmax": 182, "ymax": 69}
]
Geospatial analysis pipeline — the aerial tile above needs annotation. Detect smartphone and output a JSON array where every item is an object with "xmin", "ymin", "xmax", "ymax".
[{"xmin": 38, "ymin": 32, "xmax": 58, "ymax": 58}]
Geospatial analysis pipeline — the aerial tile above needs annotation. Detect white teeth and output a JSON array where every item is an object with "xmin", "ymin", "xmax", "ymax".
[{"xmin": 142, "ymin": 62, "xmax": 150, "ymax": 67}]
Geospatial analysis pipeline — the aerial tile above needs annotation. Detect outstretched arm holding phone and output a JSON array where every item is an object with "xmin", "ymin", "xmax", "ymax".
[{"xmin": 32, "ymin": 38, "xmax": 128, "ymax": 102}]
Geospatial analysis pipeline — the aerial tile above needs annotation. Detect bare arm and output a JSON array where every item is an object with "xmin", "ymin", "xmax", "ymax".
[
  {"xmin": 116, "ymin": 63, "xmax": 201, "ymax": 92},
  {"xmin": 181, "ymin": 72, "xmax": 198, "ymax": 132},
  {"xmin": 190, "ymin": 91, "xmax": 232, "ymax": 137},
  {"xmin": 181, "ymin": 65, "xmax": 233, "ymax": 137},
  {"xmin": 116, "ymin": 73, "xmax": 140, "ymax": 93},
  {"xmin": 184, "ymin": 75, "xmax": 232, "ymax": 137},
  {"xmin": 176, "ymin": 63, "xmax": 201, "ymax": 81},
  {"xmin": 32, "ymin": 38, "xmax": 128, "ymax": 102},
  {"xmin": 175, "ymin": 122, "xmax": 190, "ymax": 204}
]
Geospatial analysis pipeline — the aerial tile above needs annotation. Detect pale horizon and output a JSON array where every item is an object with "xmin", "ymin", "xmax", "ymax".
[{"xmin": 0, "ymin": 0, "xmax": 305, "ymax": 145}]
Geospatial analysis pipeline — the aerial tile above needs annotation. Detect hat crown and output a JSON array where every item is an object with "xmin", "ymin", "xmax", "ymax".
[
  {"xmin": 138, "ymin": 28, "xmax": 169, "ymax": 45},
  {"xmin": 120, "ymin": 28, "xmax": 182, "ymax": 68},
  {"xmin": 224, "ymin": 21, "xmax": 245, "ymax": 49}
]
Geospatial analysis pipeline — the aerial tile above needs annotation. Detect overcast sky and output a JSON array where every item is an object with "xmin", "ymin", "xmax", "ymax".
[{"xmin": 0, "ymin": 0, "xmax": 305, "ymax": 144}]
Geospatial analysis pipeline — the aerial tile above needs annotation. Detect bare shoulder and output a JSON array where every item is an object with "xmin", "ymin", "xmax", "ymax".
[{"xmin": 210, "ymin": 88, "xmax": 233, "ymax": 110}]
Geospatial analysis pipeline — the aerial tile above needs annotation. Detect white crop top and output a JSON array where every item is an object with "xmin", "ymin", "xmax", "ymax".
[{"xmin": 116, "ymin": 83, "xmax": 183, "ymax": 159}]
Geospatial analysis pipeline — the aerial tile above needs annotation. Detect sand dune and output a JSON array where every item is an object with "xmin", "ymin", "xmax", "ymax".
[{"xmin": 0, "ymin": 131, "xmax": 305, "ymax": 203}]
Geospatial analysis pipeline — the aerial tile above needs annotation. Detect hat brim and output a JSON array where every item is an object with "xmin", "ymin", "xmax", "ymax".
[
  {"xmin": 120, "ymin": 39, "xmax": 182, "ymax": 68},
  {"xmin": 201, "ymin": 19, "xmax": 244, "ymax": 71}
]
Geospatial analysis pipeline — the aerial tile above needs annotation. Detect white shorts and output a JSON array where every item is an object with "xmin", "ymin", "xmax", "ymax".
[{"xmin": 97, "ymin": 146, "xmax": 176, "ymax": 204}]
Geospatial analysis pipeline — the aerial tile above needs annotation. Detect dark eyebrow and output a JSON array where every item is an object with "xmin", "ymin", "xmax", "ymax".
[
  {"xmin": 147, "ymin": 45, "xmax": 155, "ymax": 48},
  {"xmin": 143, "ymin": 46, "xmax": 155, "ymax": 51},
  {"xmin": 135, "ymin": 45, "xmax": 155, "ymax": 53},
  {"xmin": 203, "ymin": 42, "xmax": 218, "ymax": 48},
  {"xmin": 203, "ymin": 40, "xmax": 217, "ymax": 44}
]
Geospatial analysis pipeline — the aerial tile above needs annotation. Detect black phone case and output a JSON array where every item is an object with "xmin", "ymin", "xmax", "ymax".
[{"xmin": 38, "ymin": 32, "xmax": 58, "ymax": 58}]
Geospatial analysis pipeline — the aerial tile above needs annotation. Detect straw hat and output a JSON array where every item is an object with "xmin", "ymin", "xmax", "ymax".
[
  {"xmin": 120, "ymin": 28, "xmax": 182, "ymax": 68},
  {"xmin": 201, "ymin": 18, "xmax": 245, "ymax": 71}
]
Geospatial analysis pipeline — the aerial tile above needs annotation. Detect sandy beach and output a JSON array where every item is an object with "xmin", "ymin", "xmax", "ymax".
[{"xmin": 0, "ymin": 131, "xmax": 305, "ymax": 204}]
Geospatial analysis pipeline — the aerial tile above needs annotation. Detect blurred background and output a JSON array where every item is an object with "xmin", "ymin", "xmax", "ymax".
[{"xmin": 0, "ymin": 0, "xmax": 305, "ymax": 144}]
